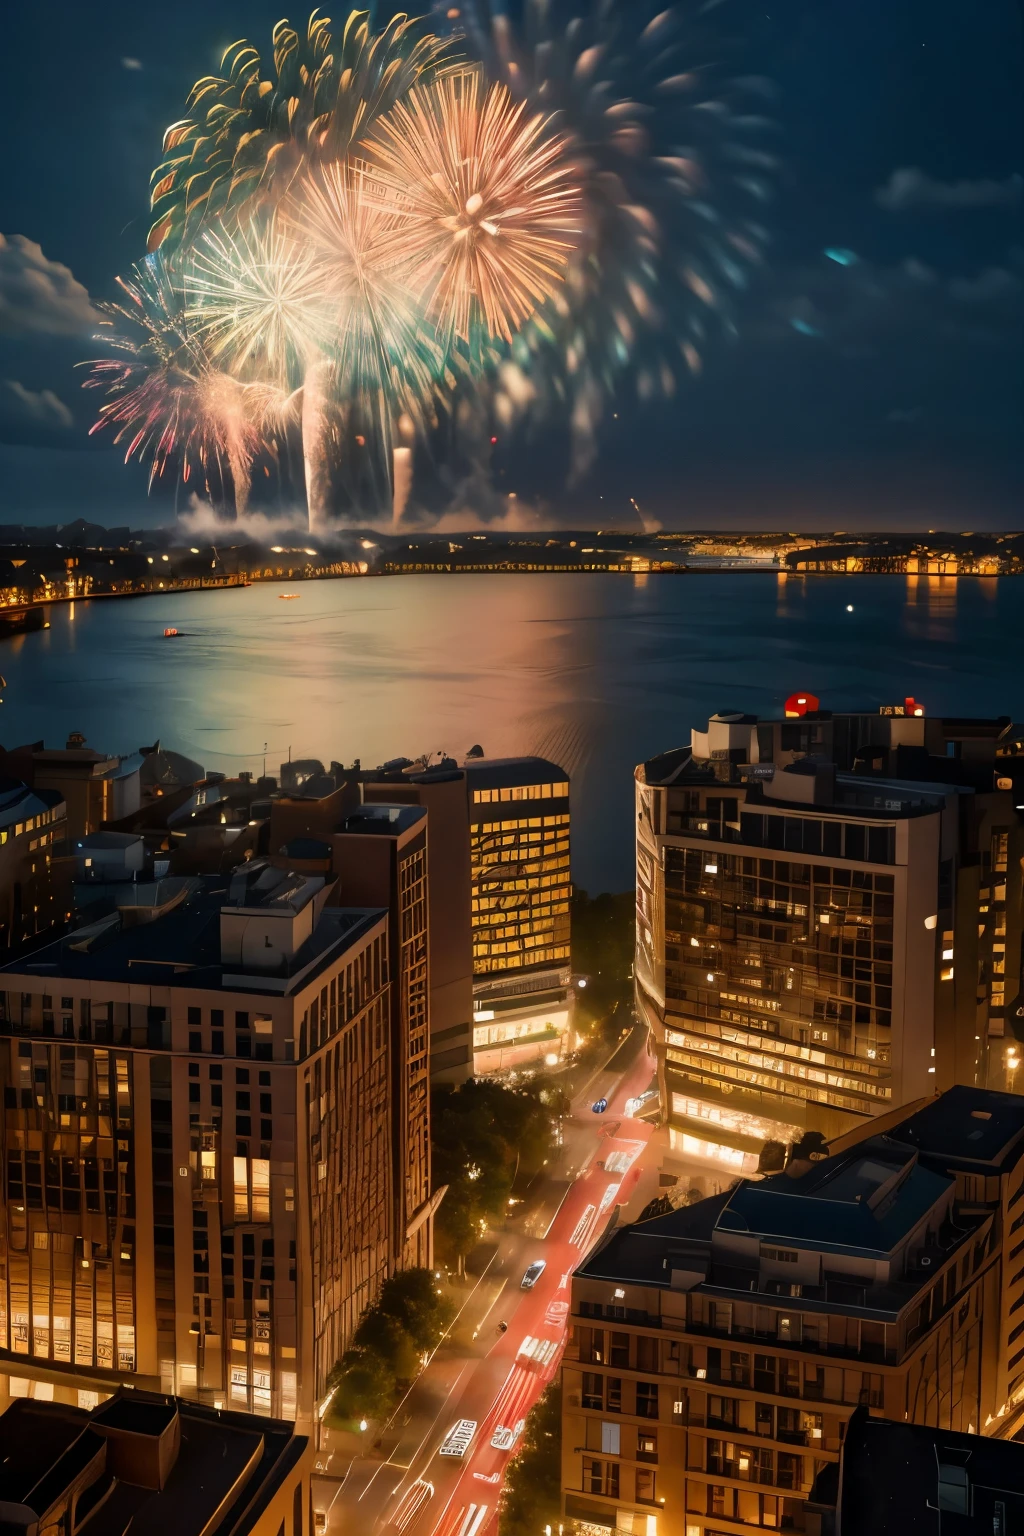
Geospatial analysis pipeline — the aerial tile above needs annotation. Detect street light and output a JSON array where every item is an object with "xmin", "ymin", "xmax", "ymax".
[{"xmin": 359, "ymin": 1418, "xmax": 368, "ymax": 1432}]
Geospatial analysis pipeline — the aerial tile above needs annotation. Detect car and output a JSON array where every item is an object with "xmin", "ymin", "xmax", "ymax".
[
  {"xmin": 439, "ymin": 1419, "xmax": 478, "ymax": 1457},
  {"xmin": 591, "ymin": 1097, "xmax": 608, "ymax": 1114},
  {"xmin": 491, "ymin": 1418, "xmax": 526, "ymax": 1452},
  {"xmin": 521, "ymin": 1259, "xmax": 547, "ymax": 1289}
]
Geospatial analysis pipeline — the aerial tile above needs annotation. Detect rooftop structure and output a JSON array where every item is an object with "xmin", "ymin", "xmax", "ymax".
[{"xmin": 0, "ymin": 1389, "xmax": 310, "ymax": 1536}]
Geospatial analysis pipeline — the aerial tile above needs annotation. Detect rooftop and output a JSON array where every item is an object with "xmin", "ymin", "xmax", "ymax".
[
  {"xmin": 0, "ymin": 1390, "xmax": 307, "ymax": 1536},
  {"xmin": 890, "ymin": 1084, "xmax": 1024, "ymax": 1174},
  {"xmin": 829, "ymin": 1407, "xmax": 1024, "ymax": 1534},
  {"xmin": 2, "ymin": 870, "xmax": 384, "ymax": 996},
  {"xmin": 463, "ymin": 755, "xmax": 569, "ymax": 791},
  {"xmin": 0, "ymin": 778, "xmax": 64, "ymax": 830},
  {"xmin": 343, "ymin": 803, "xmax": 427, "ymax": 836}
]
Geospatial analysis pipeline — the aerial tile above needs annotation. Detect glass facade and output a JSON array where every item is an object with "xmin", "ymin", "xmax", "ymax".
[
  {"xmin": 470, "ymin": 811, "xmax": 571, "ymax": 976},
  {"xmin": 663, "ymin": 847, "xmax": 896, "ymax": 1123}
]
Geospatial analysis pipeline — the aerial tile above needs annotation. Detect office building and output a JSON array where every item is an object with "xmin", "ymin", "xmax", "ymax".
[
  {"xmin": 464, "ymin": 755, "xmax": 573, "ymax": 1074},
  {"xmin": 0, "ymin": 860, "xmax": 394, "ymax": 1432},
  {"xmin": 0, "ymin": 1388, "xmax": 313, "ymax": 1536},
  {"xmin": 562, "ymin": 1093, "xmax": 1023, "ymax": 1536},
  {"xmin": 803, "ymin": 1406, "xmax": 1024, "ymax": 1535},
  {"xmin": 0, "ymin": 779, "xmax": 68, "ymax": 952},
  {"xmin": 635, "ymin": 706, "xmax": 1024, "ymax": 1170}
]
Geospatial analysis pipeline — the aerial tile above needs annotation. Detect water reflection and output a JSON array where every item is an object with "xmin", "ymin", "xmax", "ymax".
[{"xmin": 1, "ymin": 573, "xmax": 1019, "ymax": 889}]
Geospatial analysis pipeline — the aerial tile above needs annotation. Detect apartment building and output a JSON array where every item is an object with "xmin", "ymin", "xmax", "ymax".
[
  {"xmin": 635, "ymin": 706, "xmax": 1024, "ymax": 1169},
  {"xmin": 563, "ymin": 1124, "xmax": 1005, "ymax": 1536},
  {"xmin": 30, "ymin": 734, "xmax": 143, "ymax": 841},
  {"xmin": 464, "ymin": 755, "xmax": 573, "ymax": 1074},
  {"xmin": 0, "ymin": 860, "xmax": 394, "ymax": 1432}
]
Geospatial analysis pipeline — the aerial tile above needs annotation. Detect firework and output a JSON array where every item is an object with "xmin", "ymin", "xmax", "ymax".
[
  {"xmin": 82, "ymin": 256, "xmax": 289, "ymax": 517},
  {"xmin": 148, "ymin": 10, "xmax": 458, "ymax": 252},
  {"xmin": 187, "ymin": 217, "xmax": 327, "ymax": 378},
  {"xmin": 293, "ymin": 159, "xmax": 462, "ymax": 520},
  {"xmin": 368, "ymin": 70, "xmax": 582, "ymax": 343},
  {"xmin": 451, "ymin": 0, "xmax": 778, "ymax": 471}
]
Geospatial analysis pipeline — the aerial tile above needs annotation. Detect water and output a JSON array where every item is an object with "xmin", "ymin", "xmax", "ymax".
[{"xmin": 1, "ymin": 572, "xmax": 1018, "ymax": 890}]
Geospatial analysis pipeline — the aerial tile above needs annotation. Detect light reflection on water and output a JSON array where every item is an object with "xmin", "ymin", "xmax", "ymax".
[{"xmin": 1, "ymin": 573, "xmax": 1018, "ymax": 890}]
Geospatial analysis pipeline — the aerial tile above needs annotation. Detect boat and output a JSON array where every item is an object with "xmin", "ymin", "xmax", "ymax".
[
  {"xmin": 279, "ymin": 593, "xmax": 301, "ymax": 600},
  {"xmin": 163, "ymin": 627, "xmax": 180, "ymax": 637}
]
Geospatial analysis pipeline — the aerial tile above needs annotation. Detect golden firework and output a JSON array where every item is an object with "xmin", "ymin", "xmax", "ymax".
[{"xmin": 368, "ymin": 70, "xmax": 582, "ymax": 343}]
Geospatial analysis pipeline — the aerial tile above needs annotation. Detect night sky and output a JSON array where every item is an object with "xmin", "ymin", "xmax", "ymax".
[{"xmin": 1, "ymin": 0, "xmax": 1021, "ymax": 529}]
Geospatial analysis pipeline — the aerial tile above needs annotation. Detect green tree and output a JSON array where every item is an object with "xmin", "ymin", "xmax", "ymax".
[
  {"xmin": 376, "ymin": 1268, "xmax": 454, "ymax": 1354},
  {"xmin": 572, "ymin": 888, "xmax": 635, "ymax": 1043},
  {"xmin": 498, "ymin": 1381, "xmax": 562, "ymax": 1536},
  {"xmin": 327, "ymin": 1346, "xmax": 395, "ymax": 1422},
  {"xmin": 431, "ymin": 1080, "xmax": 556, "ymax": 1263}
]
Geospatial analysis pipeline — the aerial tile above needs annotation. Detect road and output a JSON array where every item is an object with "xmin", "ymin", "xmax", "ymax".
[{"xmin": 320, "ymin": 1029, "xmax": 660, "ymax": 1536}]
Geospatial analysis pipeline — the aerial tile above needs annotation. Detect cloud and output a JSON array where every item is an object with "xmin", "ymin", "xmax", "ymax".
[
  {"xmin": 0, "ymin": 234, "xmax": 99, "ymax": 337},
  {"xmin": 876, "ymin": 167, "xmax": 1023, "ymax": 212},
  {"xmin": 121, "ymin": 57, "xmax": 143, "ymax": 70},
  {"xmin": 0, "ymin": 380, "xmax": 75, "ymax": 445}
]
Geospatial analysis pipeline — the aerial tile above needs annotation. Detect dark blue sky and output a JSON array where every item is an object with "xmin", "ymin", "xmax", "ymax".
[{"xmin": 1, "ymin": 0, "xmax": 1021, "ymax": 528}]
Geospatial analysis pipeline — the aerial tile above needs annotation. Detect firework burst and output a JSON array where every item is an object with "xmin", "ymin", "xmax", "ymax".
[
  {"xmin": 368, "ymin": 70, "xmax": 582, "ymax": 343},
  {"xmin": 82, "ymin": 256, "xmax": 290, "ymax": 517},
  {"xmin": 148, "ymin": 9, "xmax": 458, "ymax": 252}
]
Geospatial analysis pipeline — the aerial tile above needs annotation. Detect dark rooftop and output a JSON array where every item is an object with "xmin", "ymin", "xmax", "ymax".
[
  {"xmin": 343, "ymin": 803, "xmax": 427, "ymax": 835},
  {"xmin": 463, "ymin": 755, "xmax": 569, "ymax": 791},
  {"xmin": 833, "ymin": 1407, "xmax": 1024, "ymax": 1534},
  {"xmin": 889, "ymin": 1084, "xmax": 1024, "ymax": 1174},
  {"xmin": 2, "ymin": 873, "xmax": 385, "ymax": 996},
  {"xmin": 0, "ymin": 1391, "xmax": 307, "ymax": 1536}
]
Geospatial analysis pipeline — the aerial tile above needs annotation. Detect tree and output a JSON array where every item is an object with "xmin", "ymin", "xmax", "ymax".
[
  {"xmin": 376, "ymin": 1267, "xmax": 453, "ymax": 1354},
  {"xmin": 498, "ymin": 1381, "xmax": 562, "ymax": 1536},
  {"xmin": 327, "ymin": 1346, "xmax": 394, "ymax": 1422},
  {"xmin": 431, "ymin": 1080, "xmax": 557, "ymax": 1263},
  {"xmin": 572, "ymin": 888, "xmax": 636, "ymax": 1043}
]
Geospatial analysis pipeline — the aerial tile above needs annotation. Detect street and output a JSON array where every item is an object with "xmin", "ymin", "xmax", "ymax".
[{"xmin": 319, "ymin": 1027, "xmax": 664, "ymax": 1536}]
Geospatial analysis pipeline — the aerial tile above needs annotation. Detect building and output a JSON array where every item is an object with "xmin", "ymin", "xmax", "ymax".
[
  {"xmin": 803, "ymin": 1406, "xmax": 1024, "ymax": 1535},
  {"xmin": 330, "ymin": 802, "xmax": 435, "ymax": 1270},
  {"xmin": 363, "ymin": 761, "xmax": 475, "ymax": 1084},
  {"xmin": 30, "ymin": 734, "xmax": 143, "ymax": 842},
  {"xmin": 464, "ymin": 755, "xmax": 573, "ymax": 1074},
  {"xmin": 0, "ymin": 1388, "xmax": 312, "ymax": 1536},
  {"xmin": 562, "ymin": 1120, "xmax": 1007, "ymax": 1536},
  {"xmin": 0, "ymin": 860, "xmax": 395, "ymax": 1433},
  {"xmin": 268, "ymin": 763, "xmax": 475, "ymax": 1085},
  {"xmin": 634, "ymin": 706, "xmax": 1024, "ymax": 1172},
  {"xmin": 0, "ymin": 779, "xmax": 68, "ymax": 953}
]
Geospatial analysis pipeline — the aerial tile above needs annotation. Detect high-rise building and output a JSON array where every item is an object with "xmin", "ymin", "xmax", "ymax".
[
  {"xmin": 363, "ymin": 763, "xmax": 475, "ymax": 1084},
  {"xmin": 331, "ymin": 803, "xmax": 434, "ymax": 1270},
  {"xmin": 0, "ymin": 861, "xmax": 394, "ymax": 1432},
  {"xmin": 562, "ymin": 1086, "xmax": 1024, "ymax": 1536},
  {"xmin": 635, "ymin": 706, "xmax": 1024, "ymax": 1171},
  {"xmin": 463, "ymin": 755, "xmax": 573, "ymax": 1074}
]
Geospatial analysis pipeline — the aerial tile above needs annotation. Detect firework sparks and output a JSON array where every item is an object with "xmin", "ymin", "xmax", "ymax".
[
  {"xmin": 82, "ymin": 256, "xmax": 289, "ymax": 517},
  {"xmin": 369, "ymin": 70, "xmax": 582, "ymax": 343}
]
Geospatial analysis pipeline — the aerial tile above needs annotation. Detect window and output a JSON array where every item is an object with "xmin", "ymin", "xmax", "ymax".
[
  {"xmin": 636, "ymin": 1335, "xmax": 659, "ymax": 1372},
  {"xmin": 600, "ymin": 1422, "xmax": 620, "ymax": 1455},
  {"xmin": 635, "ymin": 1382, "xmax": 659, "ymax": 1420},
  {"xmin": 762, "ymin": 1248, "xmax": 798, "ymax": 1264},
  {"xmin": 708, "ymin": 1395, "xmax": 738, "ymax": 1428},
  {"xmin": 637, "ymin": 1431, "xmax": 657, "ymax": 1463},
  {"xmin": 610, "ymin": 1332, "xmax": 630, "ymax": 1368},
  {"xmin": 754, "ymin": 1355, "xmax": 777, "ymax": 1394},
  {"xmin": 636, "ymin": 1470, "xmax": 657, "ymax": 1504},
  {"xmin": 582, "ymin": 1458, "xmax": 619, "ymax": 1498},
  {"xmin": 582, "ymin": 1373, "xmax": 603, "ymax": 1410}
]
